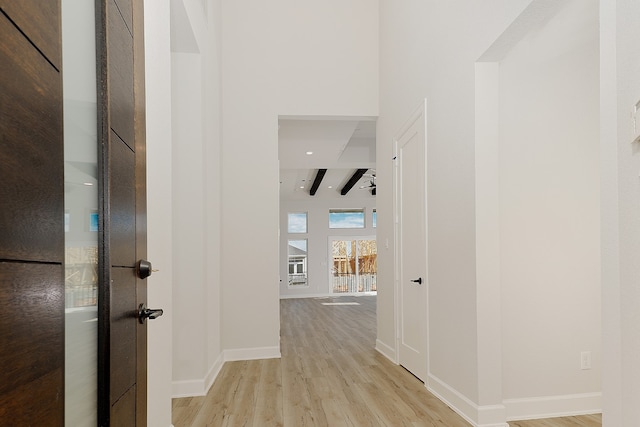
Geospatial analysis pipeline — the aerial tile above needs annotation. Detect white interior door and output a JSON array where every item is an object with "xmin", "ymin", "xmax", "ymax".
[{"xmin": 395, "ymin": 100, "xmax": 428, "ymax": 382}]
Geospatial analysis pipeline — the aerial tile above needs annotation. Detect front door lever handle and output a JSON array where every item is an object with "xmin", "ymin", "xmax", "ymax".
[
  {"xmin": 411, "ymin": 277, "xmax": 423, "ymax": 285},
  {"xmin": 139, "ymin": 304, "xmax": 164, "ymax": 324}
]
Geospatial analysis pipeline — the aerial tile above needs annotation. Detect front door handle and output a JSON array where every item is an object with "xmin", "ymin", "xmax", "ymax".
[
  {"xmin": 137, "ymin": 259, "xmax": 158, "ymax": 279},
  {"xmin": 139, "ymin": 304, "xmax": 164, "ymax": 324},
  {"xmin": 411, "ymin": 277, "xmax": 422, "ymax": 285},
  {"xmin": 137, "ymin": 260, "xmax": 152, "ymax": 279}
]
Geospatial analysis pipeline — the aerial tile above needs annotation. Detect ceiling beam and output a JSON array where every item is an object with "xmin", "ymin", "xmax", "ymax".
[
  {"xmin": 340, "ymin": 168, "xmax": 368, "ymax": 196},
  {"xmin": 309, "ymin": 169, "xmax": 327, "ymax": 196}
]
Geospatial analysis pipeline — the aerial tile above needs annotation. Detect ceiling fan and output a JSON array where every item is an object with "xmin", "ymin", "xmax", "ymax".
[{"xmin": 359, "ymin": 170, "xmax": 376, "ymax": 194}]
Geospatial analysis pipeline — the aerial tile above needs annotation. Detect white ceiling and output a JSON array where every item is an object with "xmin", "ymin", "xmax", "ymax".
[{"xmin": 279, "ymin": 117, "xmax": 376, "ymax": 201}]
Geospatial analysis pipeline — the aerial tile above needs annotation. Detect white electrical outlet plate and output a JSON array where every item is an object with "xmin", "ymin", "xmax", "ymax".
[{"xmin": 581, "ymin": 351, "xmax": 592, "ymax": 370}]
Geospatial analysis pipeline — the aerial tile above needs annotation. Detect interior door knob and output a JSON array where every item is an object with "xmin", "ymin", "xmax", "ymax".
[
  {"xmin": 138, "ymin": 304, "xmax": 164, "ymax": 324},
  {"xmin": 411, "ymin": 277, "xmax": 423, "ymax": 285}
]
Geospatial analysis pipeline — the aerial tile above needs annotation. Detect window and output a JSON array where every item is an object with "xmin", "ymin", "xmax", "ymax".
[
  {"xmin": 372, "ymin": 209, "xmax": 377, "ymax": 228},
  {"xmin": 288, "ymin": 212, "xmax": 307, "ymax": 233},
  {"xmin": 288, "ymin": 239, "xmax": 308, "ymax": 286},
  {"xmin": 329, "ymin": 208, "xmax": 365, "ymax": 229}
]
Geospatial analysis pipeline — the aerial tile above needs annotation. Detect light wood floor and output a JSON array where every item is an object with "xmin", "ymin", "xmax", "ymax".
[{"xmin": 172, "ymin": 296, "xmax": 602, "ymax": 427}]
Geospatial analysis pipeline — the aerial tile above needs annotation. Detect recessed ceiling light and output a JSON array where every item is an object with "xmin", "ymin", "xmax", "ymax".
[
  {"xmin": 83, "ymin": 182, "xmax": 94, "ymax": 186},
  {"xmin": 299, "ymin": 186, "xmax": 304, "ymax": 189},
  {"xmin": 306, "ymin": 151, "xmax": 313, "ymax": 155},
  {"xmin": 328, "ymin": 186, "xmax": 333, "ymax": 189}
]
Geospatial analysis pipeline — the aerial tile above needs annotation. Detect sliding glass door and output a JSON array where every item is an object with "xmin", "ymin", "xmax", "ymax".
[{"xmin": 330, "ymin": 238, "xmax": 377, "ymax": 293}]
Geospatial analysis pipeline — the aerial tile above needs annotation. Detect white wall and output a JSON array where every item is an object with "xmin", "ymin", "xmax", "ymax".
[
  {"xmin": 497, "ymin": 0, "xmax": 600, "ymax": 417},
  {"xmin": 601, "ymin": 0, "xmax": 640, "ymax": 425},
  {"xmin": 220, "ymin": 0, "xmax": 378, "ymax": 356},
  {"xmin": 167, "ymin": 0, "xmax": 224, "ymax": 398},
  {"xmin": 377, "ymin": 1, "xmax": 531, "ymax": 421},
  {"xmin": 144, "ymin": 0, "xmax": 174, "ymax": 425},
  {"xmin": 171, "ymin": 49, "xmax": 209, "ymax": 384},
  {"xmin": 272, "ymin": 1, "xmax": 379, "ymax": 116},
  {"xmin": 280, "ymin": 199, "xmax": 377, "ymax": 298}
]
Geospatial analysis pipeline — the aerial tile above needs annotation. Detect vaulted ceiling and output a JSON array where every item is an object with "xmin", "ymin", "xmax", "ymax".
[{"xmin": 278, "ymin": 117, "xmax": 376, "ymax": 201}]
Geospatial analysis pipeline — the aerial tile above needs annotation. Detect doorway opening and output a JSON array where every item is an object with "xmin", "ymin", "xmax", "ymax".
[{"xmin": 278, "ymin": 116, "xmax": 377, "ymax": 298}]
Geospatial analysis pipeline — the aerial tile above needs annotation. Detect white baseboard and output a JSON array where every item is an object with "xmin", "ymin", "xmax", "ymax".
[
  {"xmin": 280, "ymin": 293, "xmax": 332, "ymax": 299},
  {"xmin": 172, "ymin": 347, "xmax": 281, "ymax": 398},
  {"xmin": 223, "ymin": 346, "xmax": 281, "ymax": 361},
  {"xmin": 279, "ymin": 292, "xmax": 377, "ymax": 300},
  {"xmin": 427, "ymin": 374, "xmax": 508, "ymax": 427},
  {"xmin": 203, "ymin": 353, "xmax": 224, "ymax": 395},
  {"xmin": 375, "ymin": 339, "xmax": 397, "ymax": 363},
  {"xmin": 171, "ymin": 354, "xmax": 223, "ymax": 398},
  {"xmin": 427, "ymin": 373, "xmax": 480, "ymax": 426},
  {"xmin": 172, "ymin": 378, "xmax": 208, "ymax": 398},
  {"xmin": 477, "ymin": 404, "xmax": 508, "ymax": 427},
  {"xmin": 504, "ymin": 392, "xmax": 602, "ymax": 421}
]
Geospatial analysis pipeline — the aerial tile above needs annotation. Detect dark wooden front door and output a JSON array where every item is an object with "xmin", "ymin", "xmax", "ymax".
[
  {"xmin": 97, "ymin": 0, "xmax": 148, "ymax": 425},
  {"xmin": 0, "ymin": 1, "xmax": 65, "ymax": 424},
  {"xmin": 0, "ymin": 1, "xmax": 148, "ymax": 425}
]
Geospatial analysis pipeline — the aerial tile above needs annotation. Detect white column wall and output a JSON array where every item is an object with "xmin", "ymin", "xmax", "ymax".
[
  {"xmin": 219, "ymin": 0, "xmax": 280, "ymax": 354},
  {"xmin": 377, "ymin": 0, "xmax": 531, "ymax": 413},
  {"xmin": 279, "ymin": 199, "xmax": 377, "ymax": 298},
  {"xmin": 474, "ymin": 62, "xmax": 503, "ymax": 417},
  {"xmin": 601, "ymin": 0, "xmax": 640, "ymax": 425},
  {"xmin": 169, "ymin": 0, "xmax": 224, "ymax": 397},
  {"xmin": 172, "ymin": 50, "xmax": 206, "ymax": 384},
  {"xmin": 220, "ymin": 0, "xmax": 378, "ymax": 355},
  {"xmin": 144, "ymin": 0, "xmax": 173, "ymax": 425}
]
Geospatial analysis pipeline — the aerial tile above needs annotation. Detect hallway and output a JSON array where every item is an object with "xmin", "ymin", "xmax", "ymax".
[{"xmin": 172, "ymin": 296, "xmax": 601, "ymax": 426}]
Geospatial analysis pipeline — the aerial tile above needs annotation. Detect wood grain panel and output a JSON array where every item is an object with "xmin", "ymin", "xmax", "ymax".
[
  {"xmin": 98, "ymin": 0, "xmax": 148, "ymax": 424},
  {"xmin": 110, "ymin": 131, "xmax": 136, "ymax": 267},
  {"xmin": 0, "ymin": 11, "xmax": 63, "ymax": 263},
  {"xmin": 107, "ymin": 0, "xmax": 134, "ymax": 148},
  {"xmin": 110, "ymin": 266, "xmax": 137, "ymax": 405},
  {"xmin": 113, "ymin": 0, "xmax": 133, "ymax": 36},
  {"xmin": 0, "ymin": 262, "xmax": 64, "ymax": 425},
  {"xmin": 0, "ymin": 0, "xmax": 62, "ymax": 69},
  {"xmin": 111, "ymin": 384, "xmax": 136, "ymax": 426}
]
